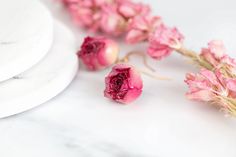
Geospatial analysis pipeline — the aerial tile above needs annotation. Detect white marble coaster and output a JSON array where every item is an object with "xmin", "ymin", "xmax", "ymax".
[
  {"xmin": 0, "ymin": 21, "xmax": 78, "ymax": 118},
  {"xmin": 0, "ymin": 0, "xmax": 53, "ymax": 82}
]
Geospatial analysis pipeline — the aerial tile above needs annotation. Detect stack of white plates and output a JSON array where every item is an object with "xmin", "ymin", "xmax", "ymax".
[{"xmin": 0, "ymin": 0, "xmax": 78, "ymax": 118}]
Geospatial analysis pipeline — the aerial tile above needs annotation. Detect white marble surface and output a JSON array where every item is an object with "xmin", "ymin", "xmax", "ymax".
[
  {"xmin": 1, "ymin": 0, "xmax": 236, "ymax": 157},
  {"xmin": 0, "ymin": 21, "xmax": 78, "ymax": 118},
  {"xmin": 0, "ymin": 0, "xmax": 53, "ymax": 82}
]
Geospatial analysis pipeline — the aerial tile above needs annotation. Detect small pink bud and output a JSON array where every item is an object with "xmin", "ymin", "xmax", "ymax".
[
  {"xmin": 78, "ymin": 36, "xmax": 119, "ymax": 71},
  {"xmin": 104, "ymin": 64, "xmax": 143, "ymax": 104}
]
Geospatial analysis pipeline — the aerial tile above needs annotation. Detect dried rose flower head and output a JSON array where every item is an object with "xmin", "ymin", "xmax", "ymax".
[
  {"xmin": 104, "ymin": 64, "xmax": 143, "ymax": 104},
  {"xmin": 78, "ymin": 36, "xmax": 119, "ymax": 71}
]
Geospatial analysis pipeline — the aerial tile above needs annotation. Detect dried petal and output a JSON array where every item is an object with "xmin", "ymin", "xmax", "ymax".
[{"xmin": 147, "ymin": 24, "xmax": 184, "ymax": 60}]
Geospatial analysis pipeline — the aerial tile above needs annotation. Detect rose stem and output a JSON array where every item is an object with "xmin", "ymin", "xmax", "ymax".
[
  {"xmin": 118, "ymin": 51, "xmax": 171, "ymax": 80},
  {"xmin": 118, "ymin": 51, "xmax": 156, "ymax": 72}
]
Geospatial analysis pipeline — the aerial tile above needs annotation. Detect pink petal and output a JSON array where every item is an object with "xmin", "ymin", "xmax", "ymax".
[
  {"xmin": 226, "ymin": 79, "xmax": 236, "ymax": 92},
  {"xmin": 208, "ymin": 40, "xmax": 226, "ymax": 58},
  {"xmin": 200, "ymin": 69, "xmax": 219, "ymax": 85},
  {"xmin": 186, "ymin": 89, "xmax": 214, "ymax": 102},
  {"xmin": 126, "ymin": 30, "xmax": 147, "ymax": 44}
]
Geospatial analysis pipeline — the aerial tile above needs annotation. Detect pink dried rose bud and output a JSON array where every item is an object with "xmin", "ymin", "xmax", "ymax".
[
  {"xmin": 147, "ymin": 24, "xmax": 184, "ymax": 60},
  {"xmin": 104, "ymin": 64, "xmax": 143, "ymax": 104},
  {"xmin": 78, "ymin": 36, "xmax": 119, "ymax": 71},
  {"xmin": 126, "ymin": 15, "xmax": 162, "ymax": 44}
]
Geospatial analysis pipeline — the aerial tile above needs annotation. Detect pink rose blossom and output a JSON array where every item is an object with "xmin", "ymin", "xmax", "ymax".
[
  {"xmin": 104, "ymin": 64, "xmax": 143, "ymax": 104},
  {"xmin": 78, "ymin": 36, "xmax": 119, "ymax": 71},
  {"xmin": 147, "ymin": 24, "xmax": 184, "ymax": 60},
  {"xmin": 126, "ymin": 15, "xmax": 162, "ymax": 44},
  {"xmin": 185, "ymin": 68, "xmax": 236, "ymax": 102},
  {"xmin": 62, "ymin": 0, "xmax": 152, "ymax": 36}
]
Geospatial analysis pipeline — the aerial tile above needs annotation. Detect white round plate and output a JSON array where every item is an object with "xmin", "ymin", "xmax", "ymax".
[
  {"xmin": 0, "ymin": 0, "xmax": 53, "ymax": 82},
  {"xmin": 0, "ymin": 21, "xmax": 78, "ymax": 118}
]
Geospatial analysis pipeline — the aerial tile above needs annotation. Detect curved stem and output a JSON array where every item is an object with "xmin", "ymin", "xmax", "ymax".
[
  {"xmin": 117, "ymin": 51, "xmax": 170, "ymax": 80},
  {"xmin": 138, "ymin": 68, "xmax": 171, "ymax": 80},
  {"xmin": 118, "ymin": 51, "xmax": 156, "ymax": 72}
]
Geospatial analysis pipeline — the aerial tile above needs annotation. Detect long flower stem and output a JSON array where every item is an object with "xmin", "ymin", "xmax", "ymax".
[
  {"xmin": 138, "ymin": 69, "xmax": 171, "ymax": 80},
  {"xmin": 118, "ymin": 51, "xmax": 156, "ymax": 72}
]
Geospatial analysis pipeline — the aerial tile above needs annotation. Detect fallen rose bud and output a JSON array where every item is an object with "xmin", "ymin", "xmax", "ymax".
[
  {"xmin": 104, "ymin": 64, "xmax": 143, "ymax": 104},
  {"xmin": 78, "ymin": 36, "xmax": 119, "ymax": 71}
]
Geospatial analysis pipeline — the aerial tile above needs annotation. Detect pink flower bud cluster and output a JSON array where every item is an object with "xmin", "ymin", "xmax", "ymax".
[
  {"xmin": 200, "ymin": 40, "xmax": 236, "ymax": 74},
  {"xmin": 185, "ymin": 41, "xmax": 236, "ymax": 114},
  {"xmin": 185, "ymin": 68, "xmax": 236, "ymax": 114},
  {"xmin": 62, "ymin": 0, "xmax": 150, "ymax": 36}
]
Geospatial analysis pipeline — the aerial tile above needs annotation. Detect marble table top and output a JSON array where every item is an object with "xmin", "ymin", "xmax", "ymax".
[{"xmin": 1, "ymin": 0, "xmax": 236, "ymax": 157}]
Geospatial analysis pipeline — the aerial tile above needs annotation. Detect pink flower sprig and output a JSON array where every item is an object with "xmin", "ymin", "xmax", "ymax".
[
  {"xmin": 185, "ymin": 69, "xmax": 236, "ymax": 115},
  {"xmin": 62, "ymin": 0, "xmax": 150, "ymax": 36}
]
